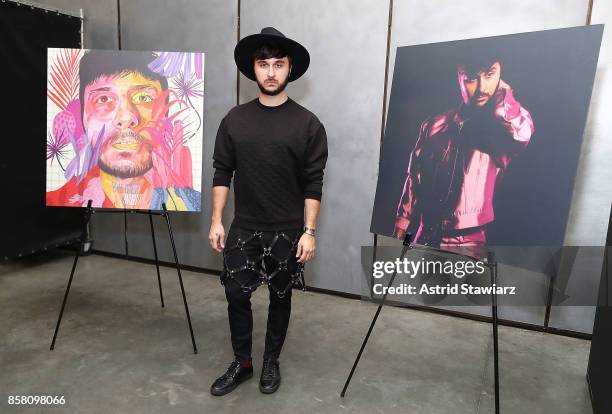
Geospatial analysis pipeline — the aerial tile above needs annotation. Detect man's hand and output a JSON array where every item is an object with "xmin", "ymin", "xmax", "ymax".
[
  {"xmin": 494, "ymin": 79, "xmax": 521, "ymax": 121},
  {"xmin": 209, "ymin": 221, "xmax": 225, "ymax": 253},
  {"xmin": 494, "ymin": 79, "xmax": 511, "ymax": 104},
  {"xmin": 210, "ymin": 186, "xmax": 229, "ymax": 253},
  {"xmin": 296, "ymin": 233, "xmax": 316, "ymax": 263},
  {"xmin": 498, "ymin": 79, "xmax": 510, "ymax": 91}
]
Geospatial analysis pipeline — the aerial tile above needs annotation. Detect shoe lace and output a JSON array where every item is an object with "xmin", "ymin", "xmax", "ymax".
[
  {"xmin": 262, "ymin": 359, "xmax": 277, "ymax": 380},
  {"xmin": 221, "ymin": 360, "xmax": 241, "ymax": 380}
]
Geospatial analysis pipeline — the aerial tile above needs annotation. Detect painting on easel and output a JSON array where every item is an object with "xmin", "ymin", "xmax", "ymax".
[{"xmin": 46, "ymin": 49, "xmax": 204, "ymax": 211}]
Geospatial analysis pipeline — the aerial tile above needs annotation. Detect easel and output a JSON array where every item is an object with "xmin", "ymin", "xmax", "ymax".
[
  {"xmin": 341, "ymin": 233, "xmax": 501, "ymax": 414},
  {"xmin": 50, "ymin": 200, "xmax": 198, "ymax": 354}
]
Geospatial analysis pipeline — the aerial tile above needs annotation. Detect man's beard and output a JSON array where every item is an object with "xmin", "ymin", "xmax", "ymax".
[
  {"xmin": 469, "ymin": 92, "xmax": 493, "ymax": 108},
  {"xmin": 98, "ymin": 131, "xmax": 153, "ymax": 179},
  {"xmin": 469, "ymin": 79, "xmax": 500, "ymax": 108},
  {"xmin": 256, "ymin": 76, "xmax": 289, "ymax": 96},
  {"xmin": 99, "ymin": 157, "xmax": 153, "ymax": 179}
]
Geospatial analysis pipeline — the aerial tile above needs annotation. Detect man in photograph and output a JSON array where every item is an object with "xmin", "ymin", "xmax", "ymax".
[
  {"xmin": 394, "ymin": 54, "xmax": 534, "ymax": 247},
  {"xmin": 209, "ymin": 27, "xmax": 328, "ymax": 395}
]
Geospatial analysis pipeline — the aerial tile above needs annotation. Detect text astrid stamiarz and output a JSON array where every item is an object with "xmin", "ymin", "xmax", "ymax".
[{"xmin": 371, "ymin": 258, "xmax": 516, "ymax": 296}]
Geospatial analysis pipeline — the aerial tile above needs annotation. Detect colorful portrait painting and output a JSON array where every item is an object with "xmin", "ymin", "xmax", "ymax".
[
  {"xmin": 46, "ymin": 49, "xmax": 204, "ymax": 211},
  {"xmin": 371, "ymin": 26, "xmax": 603, "ymax": 247}
]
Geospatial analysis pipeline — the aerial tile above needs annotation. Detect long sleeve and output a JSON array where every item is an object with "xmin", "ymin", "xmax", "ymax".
[
  {"xmin": 302, "ymin": 121, "xmax": 328, "ymax": 200},
  {"xmin": 395, "ymin": 120, "xmax": 427, "ymax": 233},
  {"xmin": 212, "ymin": 117, "xmax": 235, "ymax": 187},
  {"xmin": 491, "ymin": 87, "xmax": 534, "ymax": 169},
  {"xmin": 462, "ymin": 87, "xmax": 534, "ymax": 170},
  {"xmin": 214, "ymin": 99, "xmax": 327, "ymax": 230}
]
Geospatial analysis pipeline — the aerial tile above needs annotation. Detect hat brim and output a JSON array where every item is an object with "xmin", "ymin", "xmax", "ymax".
[{"xmin": 234, "ymin": 33, "xmax": 310, "ymax": 82}]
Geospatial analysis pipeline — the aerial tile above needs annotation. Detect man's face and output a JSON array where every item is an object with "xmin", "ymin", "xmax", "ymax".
[
  {"xmin": 83, "ymin": 71, "xmax": 163, "ymax": 179},
  {"xmin": 253, "ymin": 56, "xmax": 291, "ymax": 96},
  {"xmin": 460, "ymin": 61, "xmax": 501, "ymax": 108}
]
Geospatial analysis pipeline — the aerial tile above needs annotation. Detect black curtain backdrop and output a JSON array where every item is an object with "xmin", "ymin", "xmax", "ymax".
[
  {"xmin": 0, "ymin": 2, "xmax": 83, "ymax": 259},
  {"xmin": 371, "ymin": 26, "xmax": 603, "ymax": 246},
  {"xmin": 587, "ymin": 205, "xmax": 612, "ymax": 414}
]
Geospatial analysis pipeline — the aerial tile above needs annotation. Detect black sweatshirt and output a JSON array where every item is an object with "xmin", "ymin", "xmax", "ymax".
[{"xmin": 212, "ymin": 98, "xmax": 328, "ymax": 230}]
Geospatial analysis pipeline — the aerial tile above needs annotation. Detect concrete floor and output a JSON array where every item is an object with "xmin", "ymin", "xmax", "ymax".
[{"xmin": 0, "ymin": 251, "xmax": 593, "ymax": 414}]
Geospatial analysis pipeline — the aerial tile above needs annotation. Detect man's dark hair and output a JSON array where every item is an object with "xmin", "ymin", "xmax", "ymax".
[
  {"xmin": 252, "ymin": 43, "xmax": 292, "ymax": 65},
  {"xmin": 457, "ymin": 51, "xmax": 502, "ymax": 79},
  {"xmin": 78, "ymin": 50, "xmax": 168, "ymax": 121}
]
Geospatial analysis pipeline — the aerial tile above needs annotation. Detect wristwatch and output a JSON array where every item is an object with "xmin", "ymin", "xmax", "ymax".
[{"xmin": 304, "ymin": 226, "xmax": 316, "ymax": 237}]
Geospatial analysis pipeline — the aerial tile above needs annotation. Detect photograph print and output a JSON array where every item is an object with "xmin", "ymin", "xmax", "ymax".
[{"xmin": 371, "ymin": 25, "xmax": 603, "ymax": 247}]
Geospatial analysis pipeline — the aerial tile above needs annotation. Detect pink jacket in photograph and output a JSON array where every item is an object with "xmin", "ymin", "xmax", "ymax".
[{"xmin": 395, "ymin": 87, "xmax": 534, "ymax": 242}]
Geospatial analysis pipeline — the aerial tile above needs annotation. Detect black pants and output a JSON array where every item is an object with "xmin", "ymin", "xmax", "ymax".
[{"xmin": 221, "ymin": 225, "xmax": 303, "ymax": 363}]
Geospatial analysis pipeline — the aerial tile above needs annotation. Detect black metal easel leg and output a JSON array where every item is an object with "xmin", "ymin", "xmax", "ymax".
[
  {"xmin": 341, "ymin": 235, "xmax": 412, "ymax": 397},
  {"xmin": 148, "ymin": 211, "xmax": 164, "ymax": 308},
  {"xmin": 488, "ymin": 252, "xmax": 500, "ymax": 414},
  {"xmin": 123, "ymin": 209, "xmax": 129, "ymax": 257},
  {"xmin": 50, "ymin": 200, "xmax": 93, "ymax": 350},
  {"xmin": 162, "ymin": 203, "xmax": 198, "ymax": 354}
]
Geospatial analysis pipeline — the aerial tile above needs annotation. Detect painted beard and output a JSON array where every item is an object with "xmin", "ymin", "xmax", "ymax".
[
  {"xmin": 98, "ymin": 130, "xmax": 153, "ymax": 179},
  {"xmin": 256, "ymin": 76, "xmax": 289, "ymax": 96}
]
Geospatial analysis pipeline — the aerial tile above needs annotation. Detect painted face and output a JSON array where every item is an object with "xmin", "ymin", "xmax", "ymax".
[
  {"xmin": 459, "ymin": 62, "xmax": 501, "ymax": 108},
  {"xmin": 83, "ymin": 71, "xmax": 163, "ymax": 179},
  {"xmin": 253, "ymin": 57, "xmax": 291, "ymax": 96}
]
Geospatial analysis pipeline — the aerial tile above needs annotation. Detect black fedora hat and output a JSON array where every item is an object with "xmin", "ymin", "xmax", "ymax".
[{"xmin": 234, "ymin": 27, "xmax": 310, "ymax": 82}]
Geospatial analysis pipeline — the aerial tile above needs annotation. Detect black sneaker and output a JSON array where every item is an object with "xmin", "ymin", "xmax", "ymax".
[
  {"xmin": 210, "ymin": 360, "xmax": 253, "ymax": 396},
  {"xmin": 259, "ymin": 358, "xmax": 281, "ymax": 394}
]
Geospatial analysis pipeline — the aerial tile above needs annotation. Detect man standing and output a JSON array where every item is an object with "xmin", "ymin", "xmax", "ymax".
[
  {"xmin": 394, "ymin": 55, "xmax": 534, "ymax": 247},
  {"xmin": 209, "ymin": 27, "xmax": 328, "ymax": 395}
]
